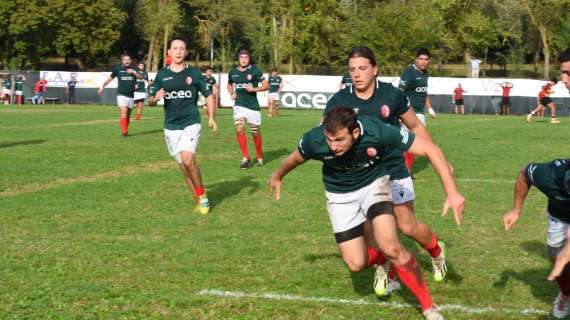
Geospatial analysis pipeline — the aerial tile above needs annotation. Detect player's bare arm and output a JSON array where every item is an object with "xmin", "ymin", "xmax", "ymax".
[
  {"xmin": 503, "ymin": 166, "xmax": 531, "ymax": 231},
  {"xmin": 227, "ymin": 83, "xmax": 236, "ymax": 100},
  {"xmin": 407, "ymin": 135, "xmax": 464, "ymax": 224},
  {"xmin": 148, "ymin": 88, "xmax": 165, "ymax": 106},
  {"xmin": 205, "ymin": 94, "xmax": 218, "ymax": 134},
  {"xmin": 400, "ymin": 109, "xmax": 432, "ymax": 141},
  {"xmin": 269, "ymin": 149, "xmax": 306, "ymax": 200},
  {"xmin": 98, "ymin": 76, "xmax": 113, "ymax": 95},
  {"xmin": 245, "ymin": 79, "xmax": 269, "ymax": 93}
]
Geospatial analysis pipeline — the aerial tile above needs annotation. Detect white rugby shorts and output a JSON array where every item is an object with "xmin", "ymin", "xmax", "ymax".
[
  {"xmin": 325, "ymin": 175, "xmax": 393, "ymax": 234},
  {"xmin": 164, "ymin": 123, "xmax": 202, "ymax": 163},
  {"xmin": 117, "ymin": 95, "xmax": 134, "ymax": 108},
  {"xmin": 233, "ymin": 105, "xmax": 261, "ymax": 126}
]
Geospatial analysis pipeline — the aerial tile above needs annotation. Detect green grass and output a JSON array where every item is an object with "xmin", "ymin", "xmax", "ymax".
[{"xmin": 0, "ymin": 105, "xmax": 569, "ymax": 319}]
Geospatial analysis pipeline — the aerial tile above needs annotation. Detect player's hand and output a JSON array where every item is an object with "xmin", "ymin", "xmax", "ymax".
[
  {"xmin": 428, "ymin": 108, "xmax": 437, "ymax": 119},
  {"xmin": 245, "ymin": 85, "xmax": 256, "ymax": 93},
  {"xmin": 442, "ymin": 192, "xmax": 465, "ymax": 225},
  {"xmin": 208, "ymin": 118, "xmax": 218, "ymax": 135},
  {"xmin": 502, "ymin": 209, "xmax": 521, "ymax": 231},
  {"xmin": 155, "ymin": 88, "xmax": 166, "ymax": 100},
  {"xmin": 268, "ymin": 174, "xmax": 282, "ymax": 200},
  {"xmin": 98, "ymin": 88, "xmax": 104, "ymax": 96}
]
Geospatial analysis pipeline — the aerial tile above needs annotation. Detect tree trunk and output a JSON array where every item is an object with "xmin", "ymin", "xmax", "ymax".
[
  {"xmin": 272, "ymin": 14, "xmax": 278, "ymax": 68},
  {"xmin": 482, "ymin": 47, "xmax": 488, "ymax": 77},
  {"xmin": 539, "ymin": 24, "xmax": 549, "ymax": 79},
  {"xmin": 147, "ymin": 34, "xmax": 156, "ymax": 71},
  {"xmin": 464, "ymin": 51, "xmax": 471, "ymax": 78},
  {"xmin": 163, "ymin": 24, "xmax": 169, "ymax": 68}
]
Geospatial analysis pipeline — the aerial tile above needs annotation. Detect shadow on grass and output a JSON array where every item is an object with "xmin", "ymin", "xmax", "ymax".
[
  {"xmin": 304, "ymin": 252, "xmax": 341, "ymax": 263},
  {"xmin": 129, "ymin": 129, "xmax": 163, "ymax": 137},
  {"xmin": 0, "ymin": 139, "xmax": 46, "ymax": 149},
  {"xmin": 492, "ymin": 240, "xmax": 554, "ymax": 305},
  {"xmin": 208, "ymin": 176, "xmax": 260, "ymax": 208},
  {"xmin": 262, "ymin": 148, "xmax": 290, "ymax": 165},
  {"xmin": 411, "ymin": 156, "xmax": 429, "ymax": 176}
]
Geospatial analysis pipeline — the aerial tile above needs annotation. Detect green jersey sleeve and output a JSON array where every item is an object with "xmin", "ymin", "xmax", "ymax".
[
  {"xmin": 298, "ymin": 132, "xmax": 316, "ymax": 160},
  {"xmin": 254, "ymin": 67, "xmax": 265, "ymax": 83},
  {"xmin": 395, "ymin": 89, "xmax": 411, "ymax": 116},
  {"xmin": 378, "ymin": 121, "xmax": 415, "ymax": 151},
  {"xmin": 110, "ymin": 66, "xmax": 119, "ymax": 78},
  {"xmin": 398, "ymin": 67, "xmax": 413, "ymax": 91},
  {"xmin": 525, "ymin": 162, "xmax": 552, "ymax": 190}
]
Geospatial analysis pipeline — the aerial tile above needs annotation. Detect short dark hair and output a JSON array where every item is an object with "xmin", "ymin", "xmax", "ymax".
[
  {"xmin": 169, "ymin": 38, "xmax": 188, "ymax": 49},
  {"xmin": 347, "ymin": 46, "xmax": 377, "ymax": 66},
  {"xmin": 120, "ymin": 53, "xmax": 131, "ymax": 59},
  {"xmin": 559, "ymin": 47, "xmax": 570, "ymax": 63},
  {"xmin": 416, "ymin": 48, "xmax": 431, "ymax": 58},
  {"xmin": 323, "ymin": 107, "xmax": 359, "ymax": 134}
]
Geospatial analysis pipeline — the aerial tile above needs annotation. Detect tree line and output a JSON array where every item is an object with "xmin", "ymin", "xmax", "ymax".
[{"xmin": 1, "ymin": 0, "xmax": 569, "ymax": 78}]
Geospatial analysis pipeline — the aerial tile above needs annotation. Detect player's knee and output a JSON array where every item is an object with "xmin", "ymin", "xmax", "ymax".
[
  {"xmin": 180, "ymin": 152, "xmax": 196, "ymax": 168},
  {"xmin": 381, "ymin": 242, "xmax": 405, "ymax": 260},
  {"xmin": 343, "ymin": 256, "xmax": 367, "ymax": 273},
  {"xmin": 250, "ymin": 124, "xmax": 260, "ymax": 135}
]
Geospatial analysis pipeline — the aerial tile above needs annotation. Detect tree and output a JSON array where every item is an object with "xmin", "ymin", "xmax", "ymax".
[{"xmin": 522, "ymin": 0, "xmax": 570, "ymax": 78}]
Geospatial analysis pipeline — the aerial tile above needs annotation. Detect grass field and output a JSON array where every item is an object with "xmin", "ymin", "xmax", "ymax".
[{"xmin": 1, "ymin": 105, "xmax": 569, "ymax": 319}]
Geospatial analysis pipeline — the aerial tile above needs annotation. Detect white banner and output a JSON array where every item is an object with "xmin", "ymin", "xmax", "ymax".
[{"xmin": 41, "ymin": 71, "xmax": 570, "ymax": 109}]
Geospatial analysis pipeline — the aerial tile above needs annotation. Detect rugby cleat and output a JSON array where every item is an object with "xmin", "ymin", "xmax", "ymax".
[
  {"xmin": 553, "ymin": 291, "xmax": 570, "ymax": 319},
  {"xmin": 256, "ymin": 158, "xmax": 264, "ymax": 167},
  {"xmin": 551, "ymin": 118, "xmax": 561, "ymax": 124},
  {"xmin": 198, "ymin": 194, "xmax": 210, "ymax": 215},
  {"xmin": 373, "ymin": 263, "xmax": 400, "ymax": 296},
  {"xmin": 423, "ymin": 307, "xmax": 445, "ymax": 320},
  {"xmin": 431, "ymin": 241, "xmax": 448, "ymax": 282},
  {"xmin": 240, "ymin": 158, "xmax": 251, "ymax": 170},
  {"xmin": 526, "ymin": 114, "xmax": 532, "ymax": 123}
]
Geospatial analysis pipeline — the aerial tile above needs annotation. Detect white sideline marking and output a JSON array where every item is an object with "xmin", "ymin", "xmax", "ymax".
[
  {"xmin": 198, "ymin": 289, "xmax": 548, "ymax": 316},
  {"xmin": 457, "ymin": 178, "xmax": 514, "ymax": 184}
]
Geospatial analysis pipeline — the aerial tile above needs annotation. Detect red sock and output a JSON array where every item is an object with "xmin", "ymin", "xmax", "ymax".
[
  {"xmin": 367, "ymin": 247, "xmax": 387, "ymax": 267},
  {"xmin": 394, "ymin": 255, "xmax": 433, "ymax": 311},
  {"xmin": 120, "ymin": 118, "xmax": 128, "ymax": 135},
  {"xmin": 422, "ymin": 234, "xmax": 442, "ymax": 258},
  {"xmin": 236, "ymin": 133, "xmax": 249, "ymax": 160},
  {"xmin": 253, "ymin": 134, "xmax": 263, "ymax": 160},
  {"xmin": 556, "ymin": 266, "xmax": 570, "ymax": 295},
  {"xmin": 404, "ymin": 152, "xmax": 415, "ymax": 172},
  {"xmin": 195, "ymin": 185, "xmax": 205, "ymax": 197}
]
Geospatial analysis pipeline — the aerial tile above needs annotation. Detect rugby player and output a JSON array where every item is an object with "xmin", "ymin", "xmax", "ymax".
[
  {"xmin": 148, "ymin": 38, "xmax": 218, "ymax": 215},
  {"xmin": 399, "ymin": 48, "xmax": 437, "ymax": 173},
  {"xmin": 500, "ymin": 82, "xmax": 513, "ymax": 115},
  {"xmin": 452, "ymin": 83, "xmax": 465, "ymax": 115},
  {"xmin": 2, "ymin": 75, "xmax": 12, "ymax": 105},
  {"xmin": 267, "ymin": 69, "xmax": 283, "ymax": 117},
  {"xmin": 269, "ymin": 107, "xmax": 464, "ymax": 320},
  {"xmin": 98, "ymin": 53, "xmax": 144, "ymax": 136},
  {"xmin": 14, "ymin": 75, "xmax": 25, "ymax": 105},
  {"xmin": 203, "ymin": 67, "xmax": 219, "ymax": 115},
  {"xmin": 227, "ymin": 49, "xmax": 269, "ymax": 169},
  {"xmin": 325, "ymin": 47, "xmax": 453, "ymax": 288},
  {"xmin": 502, "ymin": 159, "xmax": 570, "ymax": 318},
  {"xmin": 134, "ymin": 62, "xmax": 149, "ymax": 120},
  {"xmin": 526, "ymin": 78, "xmax": 560, "ymax": 124}
]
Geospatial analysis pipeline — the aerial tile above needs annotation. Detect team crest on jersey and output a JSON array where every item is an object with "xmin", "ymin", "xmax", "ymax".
[
  {"xmin": 246, "ymin": 74, "xmax": 252, "ymax": 80},
  {"xmin": 185, "ymin": 77, "xmax": 193, "ymax": 85},
  {"xmin": 367, "ymin": 147, "xmax": 377, "ymax": 158},
  {"xmin": 380, "ymin": 105, "xmax": 390, "ymax": 118}
]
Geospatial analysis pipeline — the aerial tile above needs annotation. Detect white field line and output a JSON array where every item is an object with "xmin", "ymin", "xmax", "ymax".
[
  {"xmin": 198, "ymin": 289, "xmax": 548, "ymax": 316},
  {"xmin": 456, "ymin": 178, "xmax": 514, "ymax": 184},
  {"xmin": 429, "ymin": 118, "xmax": 504, "ymax": 125}
]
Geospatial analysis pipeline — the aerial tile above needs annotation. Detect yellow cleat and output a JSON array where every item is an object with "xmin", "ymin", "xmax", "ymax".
[{"xmin": 198, "ymin": 195, "xmax": 210, "ymax": 215}]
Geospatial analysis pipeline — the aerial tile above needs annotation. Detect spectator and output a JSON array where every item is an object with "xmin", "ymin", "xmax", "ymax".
[
  {"xmin": 453, "ymin": 83, "xmax": 466, "ymax": 115},
  {"xmin": 469, "ymin": 57, "xmax": 482, "ymax": 78},
  {"xmin": 33, "ymin": 78, "xmax": 48, "ymax": 105},
  {"xmin": 500, "ymin": 82, "xmax": 513, "ymax": 115},
  {"xmin": 2, "ymin": 75, "xmax": 12, "ymax": 105},
  {"xmin": 66, "ymin": 74, "xmax": 77, "ymax": 104}
]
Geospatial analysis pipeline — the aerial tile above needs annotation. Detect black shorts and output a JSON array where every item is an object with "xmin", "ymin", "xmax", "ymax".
[
  {"xmin": 540, "ymin": 97, "xmax": 552, "ymax": 106},
  {"xmin": 454, "ymin": 99, "xmax": 464, "ymax": 106},
  {"xmin": 502, "ymin": 97, "xmax": 511, "ymax": 106}
]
